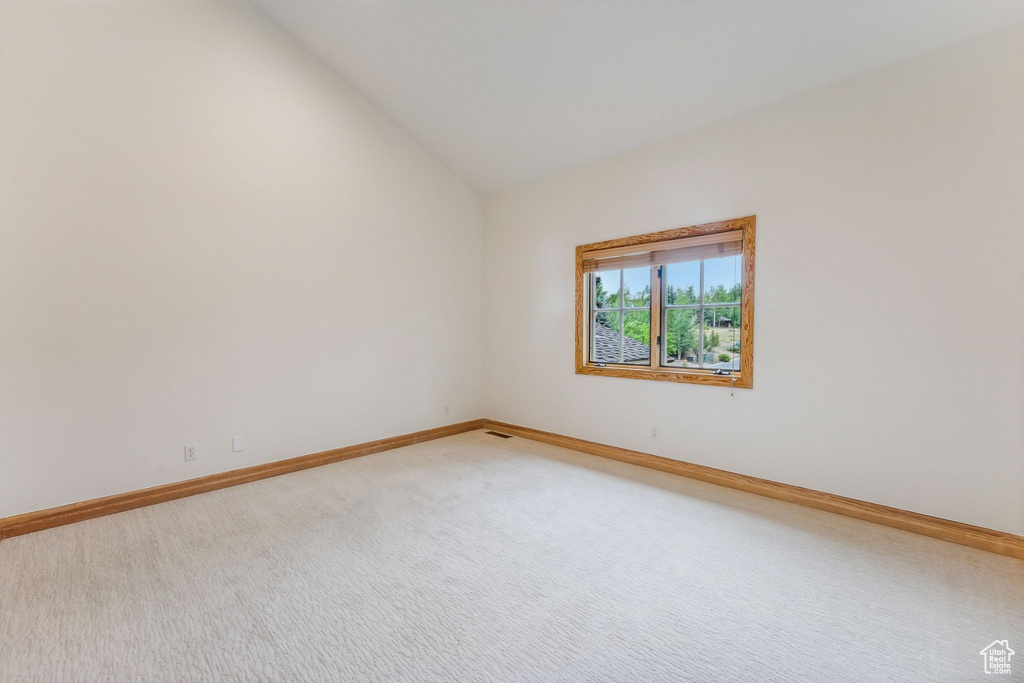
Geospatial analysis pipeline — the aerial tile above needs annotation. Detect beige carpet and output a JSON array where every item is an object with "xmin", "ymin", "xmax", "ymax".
[{"xmin": 1, "ymin": 430, "xmax": 1021, "ymax": 682}]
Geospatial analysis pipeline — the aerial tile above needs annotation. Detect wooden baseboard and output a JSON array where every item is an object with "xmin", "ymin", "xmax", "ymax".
[
  {"xmin": 5, "ymin": 417, "xmax": 1022, "ymax": 561},
  {"xmin": 483, "ymin": 420, "xmax": 1024, "ymax": 561},
  {"xmin": 0, "ymin": 419, "xmax": 486, "ymax": 541}
]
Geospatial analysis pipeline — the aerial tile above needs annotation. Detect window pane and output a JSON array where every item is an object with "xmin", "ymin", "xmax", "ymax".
[
  {"xmin": 663, "ymin": 309, "xmax": 699, "ymax": 367},
  {"xmin": 592, "ymin": 311, "xmax": 621, "ymax": 363},
  {"xmin": 702, "ymin": 310, "xmax": 741, "ymax": 371},
  {"xmin": 664, "ymin": 261, "xmax": 699, "ymax": 306},
  {"xmin": 593, "ymin": 270, "xmax": 620, "ymax": 310},
  {"xmin": 622, "ymin": 267, "xmax": 651, "ymax": 307},
  {"xmin": 622, "ymin": 311, "xmax": 650, "ymax": 365},
  {"xmin": 703, "ymin": 254, "xmax": 742, "ymax": 304}
]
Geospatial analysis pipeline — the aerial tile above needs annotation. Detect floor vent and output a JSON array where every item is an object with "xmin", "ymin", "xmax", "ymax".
[{"xmin": 485, "ymin": 431, "xmax": 513, "ymax": 439}]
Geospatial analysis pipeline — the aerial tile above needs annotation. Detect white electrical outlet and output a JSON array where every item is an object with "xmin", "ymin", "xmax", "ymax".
[
  {"xmin": 651, "ymin": 426, "xmax": 658, "ymax": 439},
  {"xmin": 232, "ymin": 437, "xmax": 244, "ymax": 453},
  {"xmin": 184, "ymin": 443, "xmax": 198, "ymax": 461}
]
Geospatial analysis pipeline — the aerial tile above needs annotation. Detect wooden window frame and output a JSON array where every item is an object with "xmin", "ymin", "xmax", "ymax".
[{"xmin": 575, "ymin": 215, "xmax": 755, "ymax": 389}]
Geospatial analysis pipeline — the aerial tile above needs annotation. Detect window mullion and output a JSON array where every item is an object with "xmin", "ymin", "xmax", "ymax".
[
  {"xmin": 619, "ymin": 270, "xmax": 625, "ymax": 364},
  {"xmin": 698, "ymin": 260, "xmax": 705, "ymax": 369},
  {"xmin": 650, "ymin": 265, "xmax": 661, "ymax": 369},
  {"xmin": 589, "ymin": 274, "xmax": 596, "ymax": 363}
]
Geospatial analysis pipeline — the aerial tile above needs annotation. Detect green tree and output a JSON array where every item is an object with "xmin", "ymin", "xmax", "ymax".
[
  {"xmin": 594, "ymin": 275, "xmax": 616, "ymax": 333},
  {"xmin": 666, "ymin": 284, "xmax": 697, "ymax": 306},
  {"xmin": 621, "ymin": 283, "xmax": 651, "ymax": 346},
  {"xmin": 665, "ymin": 311, "xmax": 698, "ymax": 362},
  {"xmin": 704, "ymin": 329, "xmax": 720, "ymax": 352},
  {"xmin": 623, "ymin": 312, "xmax": 650, "ymax": 347},
  {"xmin": 594, "ymin": 275, "xmax": 609, "ymax": 309}
]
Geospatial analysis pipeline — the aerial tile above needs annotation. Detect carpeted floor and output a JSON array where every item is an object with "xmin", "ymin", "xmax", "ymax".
[{"xmin": 1, "ymin": 430, "xmax": 1021, "ymax": 681}]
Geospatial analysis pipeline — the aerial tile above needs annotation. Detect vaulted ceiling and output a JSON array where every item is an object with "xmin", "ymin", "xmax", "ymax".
[{"xmin": 251, "ymin": 0, "xmax": 1024, "ymax": 194}]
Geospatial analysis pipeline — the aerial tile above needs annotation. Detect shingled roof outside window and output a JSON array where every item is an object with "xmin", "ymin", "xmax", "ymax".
[{"xmin": 592, "ymin": 321, "xmax": 650, "ymax": 364}]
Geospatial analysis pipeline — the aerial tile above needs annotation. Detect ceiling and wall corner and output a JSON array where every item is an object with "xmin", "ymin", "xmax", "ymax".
[
  {"xmin": 482, "ymin": 22, "xmax": 1024, "ymax": 535},
  {"xmin": 250, "ymin": 0, "xmax": 1024, "ymax": 194}
]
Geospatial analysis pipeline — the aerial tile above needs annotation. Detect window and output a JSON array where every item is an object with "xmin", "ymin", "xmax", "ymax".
[{"xmin": 575, "ymin": 216, "xmax": 755, "ymax": 388}]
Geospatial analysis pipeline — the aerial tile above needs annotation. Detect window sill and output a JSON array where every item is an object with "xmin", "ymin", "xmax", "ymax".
[{"xmin": 575, "ymin": 362, "xmax": 752, "ymax": 389}]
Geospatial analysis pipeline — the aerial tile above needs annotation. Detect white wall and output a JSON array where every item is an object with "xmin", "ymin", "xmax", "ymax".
[
  {"xmin": 2, "ymin": 2, "xmax": 1021, "ymax": 537},
  {"xmin": 0, "ymin": 0, "xmax": 484, "ymax": 518},
  {"xmin": 484, "ymin": 25, "xmax": 1024, "ymax": 535}
]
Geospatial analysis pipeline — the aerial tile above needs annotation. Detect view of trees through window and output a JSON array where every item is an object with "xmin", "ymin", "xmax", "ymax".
[
  {"xmin": 591, "ymin": 254, "xmax": 742, "ymax": 370},
  {"xmin": 592, "ymin": 267, "xmax": 651, "ymax": 365}
]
